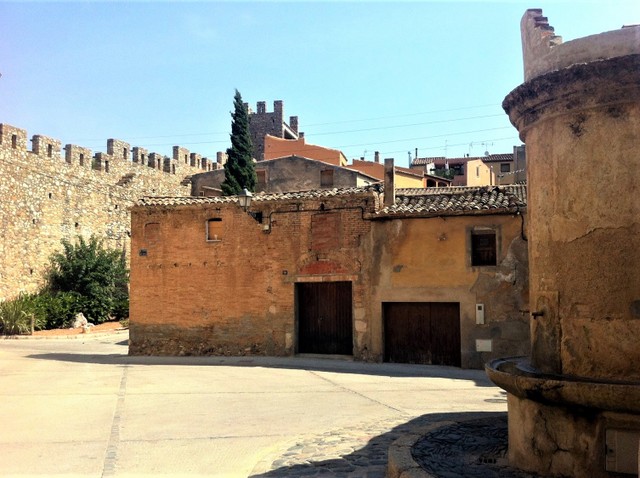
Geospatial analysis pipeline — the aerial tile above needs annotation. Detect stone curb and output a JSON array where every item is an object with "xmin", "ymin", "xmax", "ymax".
[
  {"xmin": 386, "ymin": 421, "xmax": 457, "ymax": 478},
  {"xmin": 2, "ymin": 328, "xmax": 129, "ymax": 340}
]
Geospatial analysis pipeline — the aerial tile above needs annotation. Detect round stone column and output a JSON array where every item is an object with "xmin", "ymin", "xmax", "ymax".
[
  {"xmin": 488, "ymin": 10, "xmax": 640, "ymax": 477},
  {"xmin": 504, "ymin": 40, "xmax": 640, "ymax": 382}
]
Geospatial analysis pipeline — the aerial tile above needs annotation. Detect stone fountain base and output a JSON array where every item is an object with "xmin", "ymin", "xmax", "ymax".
[{"xmin": 487, "ymin": 357, "xmax": 640, "ymax": 477}]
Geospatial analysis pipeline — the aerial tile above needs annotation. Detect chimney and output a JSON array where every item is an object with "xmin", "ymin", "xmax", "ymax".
[
  {"xmin": 374, "ymin": 151, "xmax": 380, "ymax": 163},
  {"xmin": 415, "ymin": 148, "xmax": 418, "ymax": 160},
  {"xmin": 289, "ymin": 116, "xmax": 298, "ymax": 134},
  {"xmin": 384, "ymin": 158, "xmax": 395, "ymax": 207},
  {"xmin": 257, "ymin": 101, "xmax": 266, "ymax": 114}
]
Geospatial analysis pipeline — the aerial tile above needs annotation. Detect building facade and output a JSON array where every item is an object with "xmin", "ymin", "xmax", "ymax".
[
  {"xmin": 129, "ymin": 182, "xmax": 529, "ymax": 369},
  {"xmin": 190, "ymin": 155, "xmax": 379, "ymax": 196},
  {"xmin": 264, "ymin": 135, "xmax": 347, "ymax": 166},
  {"xmin": 411, "ymin": 146, "xmax": 526, "ymax": 186}
]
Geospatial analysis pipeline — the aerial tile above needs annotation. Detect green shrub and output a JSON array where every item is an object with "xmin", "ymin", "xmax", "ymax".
[
  {"xmin": 0, "ymin": 293, "xmax": 35, "ymax": 335},
  {"xmin": 45, "ymin": 236, "xmax": 129, "ymax": 324},
  {"xmin": 32, "ymin": 291, "xmax": 84, "ymax": 330}
]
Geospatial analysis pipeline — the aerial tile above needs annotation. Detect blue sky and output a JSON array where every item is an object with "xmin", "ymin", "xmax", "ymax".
[{"xmin": 1, "ymin": 1, "xmax": 638, "ymax": 168}]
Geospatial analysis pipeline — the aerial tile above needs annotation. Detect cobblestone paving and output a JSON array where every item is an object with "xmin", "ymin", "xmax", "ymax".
[
  {"xmin": 412, "ymin": 415, "xmax": 543, "ymax": 477},
  {"xmin": 250, "ymin": 415, "xmax": 413, "ymax": 477},
  {"xmin": 252, "ymin": 413, "xmax": 549, "ymax": 478}
]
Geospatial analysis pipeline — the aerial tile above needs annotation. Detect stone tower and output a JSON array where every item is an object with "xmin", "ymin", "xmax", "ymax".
[
  {"xmin": 488, "ymin": 10, "xmax": 640, "ymax": 477},
  {"xmin": 247, "ymin": 100, "xmax": 300, "ymax": 161}
]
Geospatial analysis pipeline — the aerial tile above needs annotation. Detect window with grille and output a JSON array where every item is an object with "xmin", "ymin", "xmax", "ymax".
[{"xmin": 471, "ymin": 230, "xmax": 497, "ymax": 266}]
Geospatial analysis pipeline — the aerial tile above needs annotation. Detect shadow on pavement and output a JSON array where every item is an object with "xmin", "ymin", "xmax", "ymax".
[
  {"xmin": 25, "ymin": 349, "xmax": 496, "ymax": 385},
  {"xmin": 248, "ymin": 411, "xmax": 512, "ymax": 478}
]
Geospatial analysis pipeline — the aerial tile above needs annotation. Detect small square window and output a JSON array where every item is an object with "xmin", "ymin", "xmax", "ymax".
[
  {"xmin": 500, "ymin": 163, "xmax": 511, "ymax": 173},
  {"xmin": 321, "ymin": 169, "xmax": 334, "ymax": 188},
  {"xmin": 207, "ymin": 218, "xmax": 222, "ymax": 241},
  {"xmin": 471, "ymin": 231, "xmax": 497, "ymax": 266}
]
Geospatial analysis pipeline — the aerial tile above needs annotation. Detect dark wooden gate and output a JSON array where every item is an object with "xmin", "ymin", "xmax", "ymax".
[
  {"xmin": 383, "ymin": 302, "xmax": 460, "ymax": 366},
  {"xmin": 297, "ymin": 281, "xmax": 353, "ymax": 355}
]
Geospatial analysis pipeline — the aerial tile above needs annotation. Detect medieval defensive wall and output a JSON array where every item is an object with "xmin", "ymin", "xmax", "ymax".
[{"xmin": 0, "ymin": 123, "xmax": 219, "ymax": 301}]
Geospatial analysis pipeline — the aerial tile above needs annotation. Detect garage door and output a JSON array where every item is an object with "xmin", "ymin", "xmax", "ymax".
[{"xmin": 384, "ymin": 302, "xmax": 460, "ymax": 366}]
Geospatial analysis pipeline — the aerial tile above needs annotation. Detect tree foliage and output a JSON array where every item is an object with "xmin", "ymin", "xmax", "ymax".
[
  {"xmin": 45, "ymin": 236, "xmax": 129, "ymax": 324},
  {"xmin": 221, "ymin": 89, "xmax": 256, "ymax": 196}
]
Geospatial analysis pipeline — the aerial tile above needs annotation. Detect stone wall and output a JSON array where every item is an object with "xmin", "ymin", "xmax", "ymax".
[
  {"xmin": 191, "ymin": 156, "xmax": 379, "ymax": 196},
  {"xmin": 0, "ymin": 123, "xmax": 214, "ymax": 300},
  {"xmin": 248, "ymin": 100, "xmax": 299, "ymax": 161}
]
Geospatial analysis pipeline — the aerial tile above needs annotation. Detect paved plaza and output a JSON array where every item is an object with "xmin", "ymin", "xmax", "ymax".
[{"xmin": 0, "ymin": 332, "xmax": 507, "ymax": 477}]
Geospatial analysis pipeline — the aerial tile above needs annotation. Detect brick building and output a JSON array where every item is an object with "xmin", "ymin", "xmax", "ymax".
[{"xmin": 129, "ymin": 167, "xmax": 529, "ymax": 369}]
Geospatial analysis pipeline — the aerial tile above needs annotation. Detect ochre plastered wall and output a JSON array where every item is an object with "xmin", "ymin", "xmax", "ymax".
[
  {"xmin": 367, "ymin": 214, "xmax": 529, "ymax": 368},
  {"xmin": 0, "ymin": 123, "xmax": 205, "ymax": 300},
  {"xmin": 347, "ymin": 160, "xmax": 425, "ymax": 188}
]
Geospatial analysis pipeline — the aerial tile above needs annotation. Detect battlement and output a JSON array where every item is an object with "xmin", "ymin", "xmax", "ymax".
[
  {"xmin": 0, "ymin": 122, "xmax": 220, "ymax": 176},
  {"xmin": 521, "ymin": 8, "xmax": 640, "ymax": 81},
  {"xmin": 247, "ymin": 100, "xmax": 301, "ymax": 161}
]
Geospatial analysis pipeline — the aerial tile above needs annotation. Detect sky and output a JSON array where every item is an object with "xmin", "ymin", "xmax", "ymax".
[{"xmin": 1, "ymin": 1, "xmax": 638, "ymax": 168}]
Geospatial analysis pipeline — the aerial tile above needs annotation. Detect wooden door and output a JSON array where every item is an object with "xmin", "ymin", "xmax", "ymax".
[
  {"xmin": 297, "ymin": 282, "xmax": 353, "ymax": 355},
  {"xmin": 384, "ymin": 302, "xmax": 460, "ymax": 366}
]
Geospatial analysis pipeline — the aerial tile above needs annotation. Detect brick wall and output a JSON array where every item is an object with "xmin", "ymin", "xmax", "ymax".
[{"xmin": 129, "ymin": 192, "xmax": 375, "ymax": 357}]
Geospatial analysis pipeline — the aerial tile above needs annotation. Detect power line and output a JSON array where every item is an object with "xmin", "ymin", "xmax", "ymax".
[
  {"xmin": 304, "ymin": 103, "xmax": 499, "ymax": 126},
  {"xmin": 329, "ymin": 126, "xmax": 514, "ymax": 149},
  {"xmin": 308, "ymin": 114, "xmax": 505, "ymax": 136},
  {"xmin": 68, "ymin": 103, "xmax": 504, "ymax": 143}
]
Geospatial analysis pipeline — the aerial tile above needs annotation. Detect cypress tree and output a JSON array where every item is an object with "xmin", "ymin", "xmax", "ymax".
[{"xmin": 221, "ymin": 89, "xmax": 256, "ymax": 196}]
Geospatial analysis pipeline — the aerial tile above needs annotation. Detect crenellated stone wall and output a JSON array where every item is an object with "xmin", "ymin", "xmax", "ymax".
[{"xmin": 0, "ymin": 123, "xmax": 218, "ymax": 301}]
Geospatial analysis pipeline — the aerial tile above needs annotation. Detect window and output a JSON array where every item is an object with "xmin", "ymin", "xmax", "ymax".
[
  {"xmin": 206, "ymin": 218, "xmax": 222, "ymax": 241},
  {"xmin": 476, "ymin": 166, "xmax": 480, "ymax": 177},
  {"xmin": 144, "ymin": 222, "xmax": 160, "ymax": 243},
  {"xmin": 11, "ymin": 134, "xmax": 17, "ymax": 149},
  {"xmin": 256, "ymin": 170, "xmax": 267, "ymax": 189},
  {"xmin": 500, "ymin": 163, "xmax": 511, "ymax": 173},
  {"xmin": 123, "ymin": 148, "xmax": 129, "ymax": 160},
  {"xmin": 79, "ymin": 153, "xmax": 85, "ymax": 166},
  {"xmin": 320, "ymin": 169, "xmax": 334, "ymax": 188},
  {"xmin": 47, "ymin": 144, "xmax": 53, "ymax": 158},
  {"xmin": 471, "ymin": 230, "xmax": 497, "ymax": 266}
]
